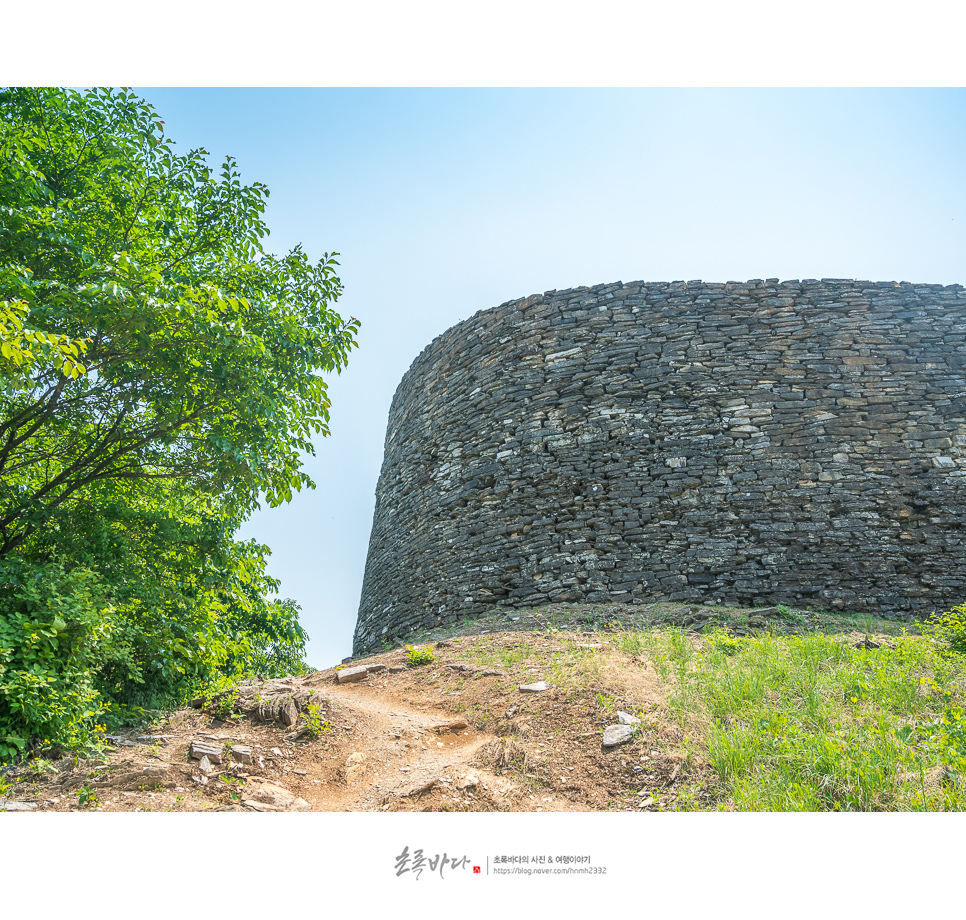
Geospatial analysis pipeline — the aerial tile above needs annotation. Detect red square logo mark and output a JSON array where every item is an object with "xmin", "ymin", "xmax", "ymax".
[{"xmin": 473, "ymin": 866, "xmax": 481, "ymax": 874}]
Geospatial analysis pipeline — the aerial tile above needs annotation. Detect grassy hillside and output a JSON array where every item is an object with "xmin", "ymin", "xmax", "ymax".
[
  {"xmin": 394, "ymin": 601, "xmax": 966, "ymax": 811},
  {"xmin": 4, "ymin": 601, "xmax": 964, "ymax": 813}
]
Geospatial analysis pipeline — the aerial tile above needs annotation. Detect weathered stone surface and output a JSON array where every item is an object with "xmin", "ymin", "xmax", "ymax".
[
  {"xmin": 617, "ymin": 711, "xmax": 641, "ymax": 725},
  {"xmin": 431, "ymin": 719, "xmax": 469, "ymax": 734},
  {"xmin": 278, "ymin": 699, "xmax": 298, "ymax": 727},
  {"xmin": 198, "ymin": 755, "xmax": 214, "ymax": 775},
  {"xmin": 602, "ymin": 724, "xmax": 634, "ymax": 747},
  {"xmin": 231, "ymin": 744, "xmax": 253, "ymax": 765},
  {"xmin": 94, "ymin": 764, "xmax": 177, "ymax": 790},
  {"xmin": 343, "ymin": 751, "xmax": 367, "ymax": 783},
  {"xmin": 401, "ymin": 778, "xmax": 438, "ymax": 796},
  {"xmin": 0, "ymin": 800, "xmax": 38, "ymax": 811},
  {"xmin": 243, "ymin": 783, "xmax": 310, "ymax": 812},
  {"xmin": 337, "ymin": 666, "xmax": 369, "ymax": 684},
  {"xmin": 353, "ymin": 279, "xmax": 966, "ymax": 654},
  {"xmin": 519, "ymin": 682, "xmax": 549, "ymax": 693},
  {"xmin": 456, "ymin": 772, "xmax": 479, "ymax": 789},
  {"xmin": 189, "ymin": 740, "xmax": 224, "ymax": 764}
]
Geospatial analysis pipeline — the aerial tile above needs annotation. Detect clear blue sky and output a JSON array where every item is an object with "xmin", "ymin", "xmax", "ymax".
[{"xmin": 133, "ymin": 87, "xmax": 966, "ymax": 667}]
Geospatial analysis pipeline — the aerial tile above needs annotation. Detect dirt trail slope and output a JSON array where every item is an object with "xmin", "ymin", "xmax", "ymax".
[
  {"xmin": 3, "ymin": 627, "xmax": 670, "ymax": 813},
  {"xmin": 3, "ymin": 601, "xmax": 901, "ymax": 813}
]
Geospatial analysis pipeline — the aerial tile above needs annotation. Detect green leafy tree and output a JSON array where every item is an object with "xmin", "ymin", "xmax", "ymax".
[
  {"xmin": 0, "ymin": 87, "xmax": 357, "ymax": 759},
  {"xmin": 0, "ymin": 86, "xmax": 358, "ymax": 555},
  {"xmin": 1, "ymin": 299, "xmax": 88, "ymax": 380}
]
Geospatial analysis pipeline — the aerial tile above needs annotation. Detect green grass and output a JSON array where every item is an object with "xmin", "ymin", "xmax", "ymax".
[
  {"xmin": 634, "ymin": 627, "xmax": 966, "ymax": 811},
  {"xmin": 455, "ymin": 634, "xmax": 607, "ymax": 689},
  {"xmin": 405, "ymin": 644, "xmax": 436, "ymax": 667}
]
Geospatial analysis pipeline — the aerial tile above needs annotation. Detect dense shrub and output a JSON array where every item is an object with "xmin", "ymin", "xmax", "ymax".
[
  {"xmin": 0, "ymin": 561, "xmax": 117, "ymax": 762},
  {"xmin": 927, "ymin": 604, "xmax": 966, "ymax": 657}
]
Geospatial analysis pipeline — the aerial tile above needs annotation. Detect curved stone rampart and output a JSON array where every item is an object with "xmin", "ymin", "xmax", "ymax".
[{"xmin": 354, "ymin": 279, "xmax": 966, "ymax": 654}]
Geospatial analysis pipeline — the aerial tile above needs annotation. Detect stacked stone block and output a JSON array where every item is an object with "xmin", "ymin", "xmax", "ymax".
[{"xmin": 353, "ymin": 279, "xmax": 966, "ymax": 655}]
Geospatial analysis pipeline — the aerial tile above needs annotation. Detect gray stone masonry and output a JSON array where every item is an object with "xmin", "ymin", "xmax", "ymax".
[{"xmin": 353, "ymin": 279, "xmax": 966, "ymax": 655}]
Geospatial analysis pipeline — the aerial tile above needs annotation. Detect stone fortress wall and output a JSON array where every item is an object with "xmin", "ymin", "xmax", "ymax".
[{"xmin": 354, "ymin": 279, "xmax": 966, "ymax": 655}]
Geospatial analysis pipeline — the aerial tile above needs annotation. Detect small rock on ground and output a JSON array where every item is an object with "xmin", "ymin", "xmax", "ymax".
[
  {"xmin": 190, "ymin": 740, "xmax": 224, "ymax": 763},
  {"xmin": 243, "ymin": 782, "xmax": 310, "ymax": 812},
  {"xmin": 431, "ymin": 719, "xmax": 469, "ymax": 734},
  {"xmin": 457, "ymin": 773, "xmax": 479, "ymax": 789},
  {"xmin": 337, "ymin": 666, "xmax": 369, "ymax": 684},
  {"xmin": 519, "ymin": 682, "xmax": 549, "ymax": 693},
  {"xmin": 602, "ymin": 724, "xmax": 634, "ymax": 748},
  {"xmin": 278, "ymin": 699, "xmax": 298, "ymax": 727}
]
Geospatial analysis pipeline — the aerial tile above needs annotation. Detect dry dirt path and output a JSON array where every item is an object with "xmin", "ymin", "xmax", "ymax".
[
  {"xmin": 304, "ymin": 678, "xmax": 589, "ymax": 812},
  {"xmin": 1, "ymin": 660, "xmax": 593, "ymax": 813}
]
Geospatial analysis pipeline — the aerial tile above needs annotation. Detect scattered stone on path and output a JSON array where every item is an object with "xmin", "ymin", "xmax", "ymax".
[
  {"xmin": 447, "ymin": 664, "xmax": 474, "ymax": 673},
  {"xmin": 343, "ymin": 752, "xmax": 367, "ymax": 783},
  {"xmin": 401, "ymin": 778, "xmax": 438, "ymax": 797},
  {"xmin": 481, "ymin": 669, "xmax": 504, "ymax": 677},
  {"xmin": 617, "ymin": 711, "xmax": 641, "ymax": 725},
  {"xmin": 94, "ymin": 764, "xmax": 178, "ymax": 790},
  {"xmin": 365, "ymin": 663, "xmax": 388, "ymax": 673},
  {"xmin": 243, "ymin": 782, "xmax": 310, "ymax": 812},
  {"xmin": 337, "ymin": 666, "xmax": 369, "ymax": 684},
  {"xmin": 431, "ymin": 719, "xmax": 469, "ymax": 734},
  {"xmin": 0, "ymin": 800, "xmax": 37, "ymax": 811},
  {"xmin": 105, "ymin": 735, "xmax": 138, "ymax": 747},
  {"xmin": 602, "ymin": 724, "xmax": 634, "ymax": 748},
  {"xmin": 278, "ymin": 698, "xmax": 298, "ymax": 727},
  {"xmin": 190, "ymin": 740, "xmax": 224, "ymax": 763},
  {"xmin": 456, "ymin": 773, "xmax": 479, "ymax": 789},
  {"xmin": 388, "ymin": 666, "xmax": 407, "ymax": 673},
  {"xmin": 198, "ymin": 755, "xmax": 214, "ymax": 776},
  {"xmin": 231, "ymin": 744, "xmax": 253, "ymax": 765},
  {"xmin": 519, "ymin": 682, "xmax": 548, "ymax": 693}
]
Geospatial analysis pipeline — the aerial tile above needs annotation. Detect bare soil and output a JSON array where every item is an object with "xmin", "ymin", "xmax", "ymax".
[{"xmin": 1, "ymin": 601, "xmax": 912, "ymax": 813}]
